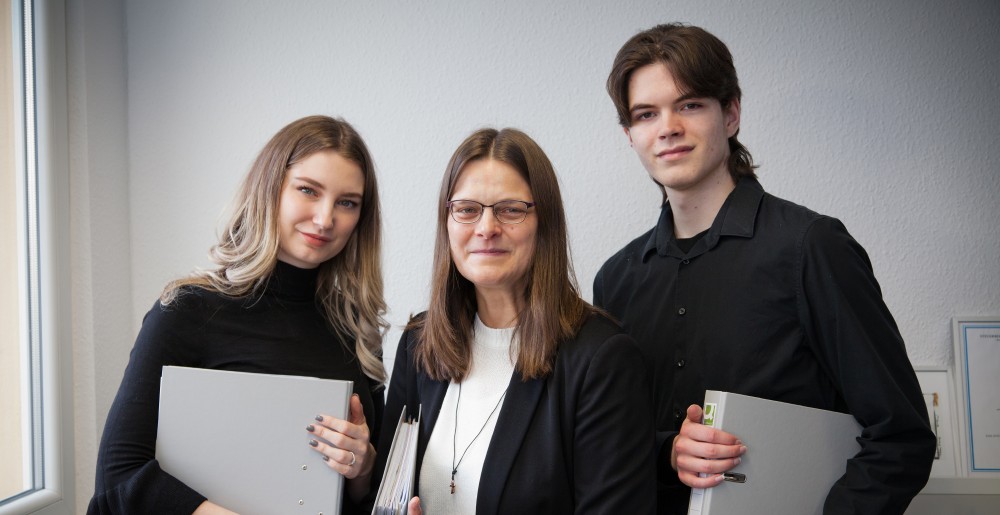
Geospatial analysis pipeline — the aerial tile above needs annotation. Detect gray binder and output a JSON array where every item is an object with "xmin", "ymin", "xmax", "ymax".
[
  {"xmin": 372, "ymin": 407, "xmax": 421, "ymax": 515},
  {"xmin": 687, "ymin": 390, "xmax": 862, "ymax": 515},
  {"xmin": 156, "ymin": 366, "xmax": 353, "ymax": 515}
]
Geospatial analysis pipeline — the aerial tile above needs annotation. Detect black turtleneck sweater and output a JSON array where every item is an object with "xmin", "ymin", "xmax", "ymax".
[{"xmin": 89, "ymin": 261, "xmax": 383, "ymax": 514}]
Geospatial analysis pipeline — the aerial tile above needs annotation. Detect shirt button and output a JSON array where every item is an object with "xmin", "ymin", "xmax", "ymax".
[
  {"xmin": 673, "ymin": 409, "xmax": 682, "ymax": 419},
  {"xmin": 677, "ymin": 307, "xmax": 686, "ymax": 315},
  {"xmin": 682, "ymin": 259, "xmax": 690, "ymax": 265},
  {"xmin": 677, "ymin": 359, "xmax": 685, "ymax": 368}
]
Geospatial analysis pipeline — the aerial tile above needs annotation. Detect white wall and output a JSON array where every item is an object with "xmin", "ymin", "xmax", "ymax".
[
  {"xmin": 70, "ymin": 0, "xmax": 1000, "ymax": 509},
  {"xmin": 68, "ymin": 0, "xmax": 130, "ymax": 511}
]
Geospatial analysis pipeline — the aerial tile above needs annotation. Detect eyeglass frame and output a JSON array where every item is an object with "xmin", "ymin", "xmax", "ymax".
[{"xmin": 445, "ymin": 199, "xmax": 537, "ymax": 225}]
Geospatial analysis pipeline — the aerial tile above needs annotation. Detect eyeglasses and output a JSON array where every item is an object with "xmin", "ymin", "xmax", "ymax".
[{"xmin": 446, "ymin": 199, "xmax": 536, "ymax": 225}]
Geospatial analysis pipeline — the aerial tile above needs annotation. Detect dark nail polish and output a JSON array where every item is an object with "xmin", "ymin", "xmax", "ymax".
[
  {"xmin": 315, "ymin": 415, "xmax": 324, "ymax": 422},
  {"xmin": 309, "ymin": 439, "xmax": 318, "ymax": 447},
  {"xmin": 306, "ymin": 424, "xmax": 315, "ymax": 432},
  {"xmin": 322, "ymin": 455, "xmax": 330, "ymax": 462}
]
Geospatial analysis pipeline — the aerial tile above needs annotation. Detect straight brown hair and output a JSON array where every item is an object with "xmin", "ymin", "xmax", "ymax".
[
  {"xmin": 410, "ymin": 128, "xmax": 594, "ymax": 382},
  {"xmin": 608, "ymin": 23, "xmax": 757, "ymax": 191}
]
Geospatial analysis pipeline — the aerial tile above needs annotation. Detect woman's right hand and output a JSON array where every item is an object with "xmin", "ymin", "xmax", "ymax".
[{"xmin": 407, "ymin": 496, "xmax": 422, "ymax": 515}]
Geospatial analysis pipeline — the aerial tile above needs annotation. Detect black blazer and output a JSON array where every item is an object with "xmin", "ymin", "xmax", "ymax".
[{"xmin": 373, "ymin": 313, "xmax": 656, "ymax": 514}]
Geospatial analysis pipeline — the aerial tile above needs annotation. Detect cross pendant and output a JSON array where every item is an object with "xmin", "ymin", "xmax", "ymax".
[{"xmin": 450, "ymin": 480, "xmax": 456, "ymax": 494}]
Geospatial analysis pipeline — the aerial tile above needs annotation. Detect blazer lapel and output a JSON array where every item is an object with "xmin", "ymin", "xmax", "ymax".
[
  {"xmin": 414, "ymin": 372, "xmax": 449, "ymax": 496},
  {"xmin": 476, "ymin": 371, "xmax": 544, "ymax": 515}
]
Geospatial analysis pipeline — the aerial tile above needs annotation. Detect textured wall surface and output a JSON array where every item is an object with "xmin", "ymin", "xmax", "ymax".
[
  {"xmin": 71, "ymin": 1, "xmax": 999, "ymax": 506},
  {"xmin": 124, "ymin": 0, "xmax": 999, "ymax": 367},
  {"xmin": 68, "ymin": 0, "xmax": 131, "ymax": 511}
]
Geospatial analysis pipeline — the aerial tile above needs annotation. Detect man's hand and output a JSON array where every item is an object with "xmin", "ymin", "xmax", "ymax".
[{"xmin": 672, "ymin": 404, "xmax": 747, "ymax": 488}]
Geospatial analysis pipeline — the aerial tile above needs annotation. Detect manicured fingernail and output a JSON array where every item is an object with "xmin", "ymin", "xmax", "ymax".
[
  {"xmin": 309, "ymin": 439, "xmax": 318, "ymax": 447},
  {"xmin": 740, "ymin": 445, "xmax": 748, "ymax": 454},
  {"xmin": 322, "ymin": 455, "xmax": 330, "ymax": 462},
  {"xmin": 734, "ymin": 457, "xmax": 742, "ymax": 465},
  {"xmin": 315, "ymin": 415, "xmax": 324, "ymax": 422},
  {"xmin": 306, "ymin": 424, "xmax": 315, "ymax": 432}
]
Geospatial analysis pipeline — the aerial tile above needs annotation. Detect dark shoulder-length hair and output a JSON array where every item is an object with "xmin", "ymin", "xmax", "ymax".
[
  {"xmin": 607, "ymin": 22, "xmax": 757, "ymax": 195},
  {"xmin": 410, "ymin": 128, "xmax": 595, "ymax": 382}
]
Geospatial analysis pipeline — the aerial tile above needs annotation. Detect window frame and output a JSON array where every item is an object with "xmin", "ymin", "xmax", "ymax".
[{"xmin": 0, "ymin": 0, "xmax": 74, "ymax": 513}]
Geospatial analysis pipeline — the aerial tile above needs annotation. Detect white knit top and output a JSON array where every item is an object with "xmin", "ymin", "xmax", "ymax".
[{"xmin": 418, "ymin": 315, "xmax": 517, "ymax": 515}]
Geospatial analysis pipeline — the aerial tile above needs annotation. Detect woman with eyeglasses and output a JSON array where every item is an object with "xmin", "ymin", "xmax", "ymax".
[
  {"xmin": 90, "ymin": 116, "xmax": 386, "ymax": 515},
  {"xmin": 372, "ymin": 128, "xmax": 656, "ymax": 514}
]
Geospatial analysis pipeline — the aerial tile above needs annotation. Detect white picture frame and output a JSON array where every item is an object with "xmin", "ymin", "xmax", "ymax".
[
  {"xmin": 914, "ymin": 366, "xmax": 960, "ymax": 477},
  {"xmin": 952, "ymin": 316, "xmax": 1000, "ymax": 477}
]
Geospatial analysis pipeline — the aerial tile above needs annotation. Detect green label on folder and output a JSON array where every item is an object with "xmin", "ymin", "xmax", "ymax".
[{"xmin": 704, "ymin": 402, "xmax": 717, "ymax": 427}]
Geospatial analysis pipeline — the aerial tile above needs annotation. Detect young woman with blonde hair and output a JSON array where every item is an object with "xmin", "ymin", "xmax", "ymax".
[{"xmin": 91, "ymin": 115, "xmax": 386, "ymax": 515}]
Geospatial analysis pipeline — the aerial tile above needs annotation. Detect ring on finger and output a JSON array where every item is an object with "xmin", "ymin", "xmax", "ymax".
[{"xmin": 349, "ymin": 451, "xmax": 356, "ymax": 466}]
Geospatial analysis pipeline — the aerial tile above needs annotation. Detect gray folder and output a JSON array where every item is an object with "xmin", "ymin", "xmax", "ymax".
[
  {"xmin": 687, "ymin": 390, "xmax": 862, "ymax": 515},
  {"xmin": 372, "ymin": 407, "xmax": 421, "ymax": 515},
  {"xmin": 156, "ymin": 366, "xmax": 352, "ymax": 515}
]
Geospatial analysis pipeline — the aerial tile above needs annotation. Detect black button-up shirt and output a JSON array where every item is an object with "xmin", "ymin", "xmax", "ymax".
[{"xmin": 594, "ymin": 177, "xmax": 934, "ymax": 515}]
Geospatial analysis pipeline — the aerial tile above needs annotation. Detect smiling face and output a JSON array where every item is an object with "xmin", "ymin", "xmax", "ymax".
[
  {"xmin": 625, "ymin": 62, "xmax": 740, "ymax": 198},
  {"xmin": 448, "ymin": 159, "xmax": 537, "ymax": 302},
  {"xmin": 276, "ymin": 150, "xmax": 364, "ymax": 269}
]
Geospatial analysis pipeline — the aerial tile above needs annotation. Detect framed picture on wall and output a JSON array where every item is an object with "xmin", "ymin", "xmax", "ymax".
[
  {"xmin": 952, "ymin": 316, "xmax": 1000, "ymax": 477},
  {"xmin": 914, "ymin": 366, "xmax": 960, "ymax": 477}
]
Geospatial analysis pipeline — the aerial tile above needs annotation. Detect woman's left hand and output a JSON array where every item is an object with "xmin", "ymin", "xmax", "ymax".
[{"xmin": 307, "ymin": 393, "xmax": 374, "ymax": 480}]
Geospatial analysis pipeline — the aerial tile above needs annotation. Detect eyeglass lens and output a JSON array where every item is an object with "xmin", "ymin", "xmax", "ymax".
[{"xmin": 449, "ymin": 200, "xmax": 532, "ymax": 224}]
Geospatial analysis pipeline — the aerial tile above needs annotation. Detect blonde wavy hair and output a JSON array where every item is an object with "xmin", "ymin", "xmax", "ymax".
[{"xmin": 162, "ymin": 115, "xmax": 388, "ymax": 384}]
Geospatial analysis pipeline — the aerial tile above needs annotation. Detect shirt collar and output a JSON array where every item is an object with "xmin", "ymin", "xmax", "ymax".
[
  {"xmin": 642, "ymin": 177, "xmax": 765, "ymax": 261},
  {"xmin": 266, "ymin": 260, "xmax": 319, "ymax": 301}
]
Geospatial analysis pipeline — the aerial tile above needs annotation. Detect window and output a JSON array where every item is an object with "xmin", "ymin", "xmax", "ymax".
[
  {"xmin": 1, "ymin": 0, "xmax": 31, "ymax": 502},
  {"xmin": 1, "ymin": 0, "xmax": 73, "ymax": 513}
]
